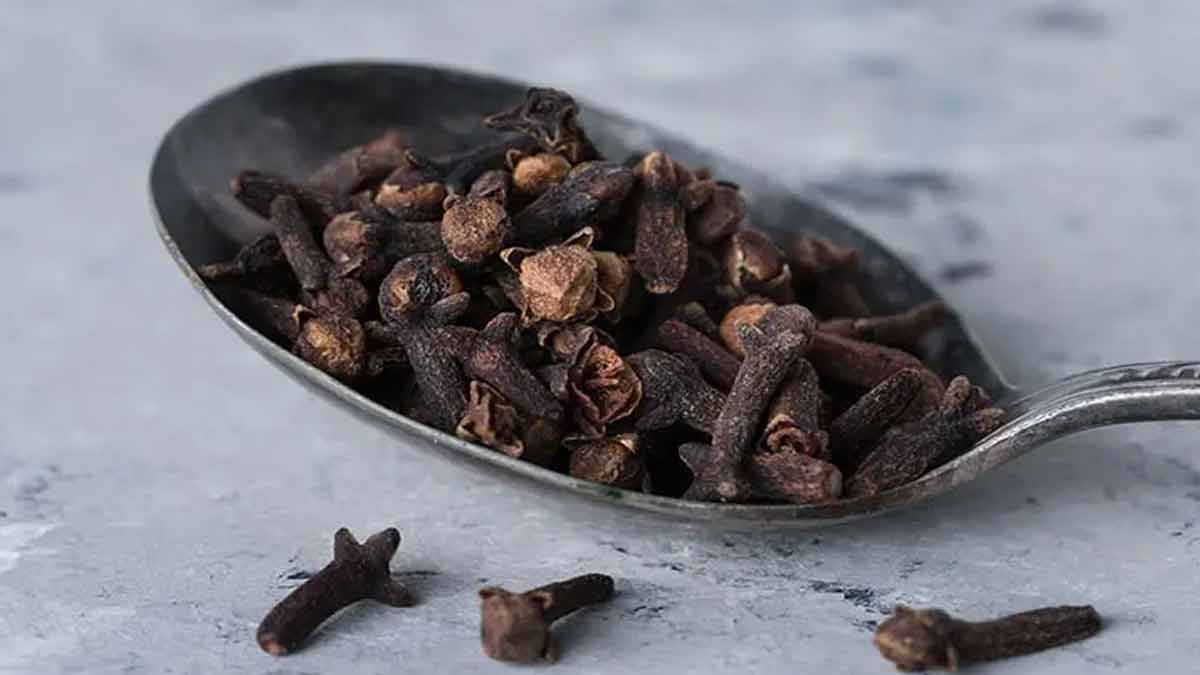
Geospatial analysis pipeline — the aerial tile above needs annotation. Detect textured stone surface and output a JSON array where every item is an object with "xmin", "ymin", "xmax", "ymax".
[{"xmin": 2, "ymin": 1, "xmax": 1199, "ymax": 673}]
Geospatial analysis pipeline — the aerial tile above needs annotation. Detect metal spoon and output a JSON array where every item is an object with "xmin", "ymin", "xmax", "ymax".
[{"xmin": 149, "ymin": 62, "xmax": 1200, "ymax": 527}]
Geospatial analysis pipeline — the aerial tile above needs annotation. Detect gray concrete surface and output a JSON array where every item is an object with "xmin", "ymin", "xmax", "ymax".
[{"xmin": 2, "ymin": 1, "xmax": 1199, "ymax": 673}]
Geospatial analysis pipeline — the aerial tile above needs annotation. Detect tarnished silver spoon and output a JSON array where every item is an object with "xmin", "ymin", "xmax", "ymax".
[{"xmin": 149, "ymin": 62, "xmax": 1200, "ymax": 526}]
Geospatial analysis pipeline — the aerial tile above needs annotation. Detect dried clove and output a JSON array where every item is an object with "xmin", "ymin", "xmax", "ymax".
[
  {"xmin": 479, "ymin": 573, "xmax": 615, "ymax": 663},
  {"xmin": 820, "ymin": 300, "xmax": 947, "ymax": 348},
  {"xmin": 684, "ymin": 305, "xmax": 816, "ymax": 501},
  {"xmin": 231, "ymin": 170, "xmax": 340, "ymax": 227},
  {"xmin": 197, "ymin": 233, "xmax": 290, "ymax": 289},
  {"xmin": 632, "ymin": 151, "xmax": 689, "ymax": 294},
  {"xmin": 721, "ymin": 230, "xmax": 795, "ymax": 303},
  {"xmin": 305, "ymin": 130, "xmax": 408, "ymax": 197},
  {"xmin": 808, "ymin": 331, "xmax": 928, "ymax": 390},
  {"xmin": 847, "ymin": 376, "xmax": 1006, "ymax": 498},
  {"xmin": 511, "ymin": 162, "xmax": 634, "ymax": 245},
  {"xmin": 627, "ymin": 349, "xmax": 725, "ymax": 435},
  {"xmin": 294, "ymin": 314, "xmax": 367, "ymax": 383},
  {"xmin": 441, "ymin": 172, "xmax": 512, "ymax": 264},
  {"xmin": 270, "ymin": 194, "xmax": 330, "ymax": 292},
  {"xmin": 484, "ymin": 87, "xmax": 599, "ymax": 164},
  {"xmin": 787, "ymin": 234, "xmax": 870, "ymax": 318},
  {"xmin": 874, "ymin": 604, "xmax": 1102, "ymax": 671},
  {"xmin": 680, "ymin": 441, "xmax": 842, "ymax": 504},
  {"xmin": 656, "ymin": 318, "xmax": 741, "ymax": 391},
  {"xmin": 690, "ymin": 182, "xmax": 745, "ymax": 245},
  {"xmin": 501, "ymin": 228, "xmax": 612, "ymax": 324},
  {"xmin": 761, "ymin": 359, "xmax": 828, "ymax": 460},
  {"xmin": 377, "ymin": 253, "xmax": 470, "ymax": 431},
  {"xmin": 256, "ymin": 527, "xmax": 414, "ymax": 656},
  {"xmin": 448, "ymin": 313, "xmax": 563, "ymax": 422},
  {"xmin": 457, "ymin": 380, "xmax": 560, "ymax": 466},
  {"xmin": 828, "ymin": 367, "xmax": 925, "ymax": 472},
  {"xmin": 569, "ymin": 433, "xmax": 644, "ymax": 489},
  {"xmin": 565, "ymin": 338, "xmax": 642, "ymax": 438},
  {"xmin": 719, "ymin": 297, "xmax": 777, "ymax": 358},
  {"xmin": 508, "ymin": 150, "xmax": 571, "ymax": 199}
]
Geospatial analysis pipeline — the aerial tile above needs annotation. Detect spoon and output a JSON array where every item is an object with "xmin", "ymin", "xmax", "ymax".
[{"xmin": 149, "ymin": 62, "xmax": 1200, "ymax": 527}]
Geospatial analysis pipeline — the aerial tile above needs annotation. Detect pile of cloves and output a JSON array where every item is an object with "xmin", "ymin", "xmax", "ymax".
[{"xmin": 201, "ymin": 86, "xmax": 1006, "ymax": 504}]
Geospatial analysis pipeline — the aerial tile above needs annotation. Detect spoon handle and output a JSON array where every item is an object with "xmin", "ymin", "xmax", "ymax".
[{"xmin": 940, "ymin": 362, "xmax": 1200, "ymax": 479}]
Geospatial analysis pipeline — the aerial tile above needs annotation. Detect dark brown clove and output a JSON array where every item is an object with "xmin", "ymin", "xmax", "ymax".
[
  {"xmin": 479, "ymin": 573, "xmax": 615, "ymax": 663},
  {"xmin": 626, "ymin": 349, "xmax": 725, "ymax": 435},
  {"xmin": 501, "ymin": 228, "xmax": 612, "ymax": 324},
  {"xmin": 484, "ymin": 87, "xmax": 599, "ymax": 164},
  {"xmin": 828, "ymin": 367, "xmax": 926, "ymax": 472},
  {"xmin": 256, "ymin": 527, "xmax": 414, "ymax": 656},
  {"xmin": 719, "ymin": 298, "xmax": 777, "ymax": 358},
  {"xmin": 808, "ymin": 331, "xmax": 927, "ymax": 390},
  {"xmin": 684, "ymin": 305, "xmax": 816, "ymax": 501},
  {"xmin": 322, "ymin": 210, "xmax": 443, "ymax": 278},
  {"xmin": 457, "ymin": 381, "xmax": 561, "ymax": 466},
  {"xmin": 197, "ymin": 233, "xmax": 291, "ymax": 290},
  {"xmin": 448, "ymin": 313, "xmax": 563, "ymax": 422},
  {"xmin": 847, "ymin": 376, "xmax": 1006, "ymax": 498},
  {"xmin": 305, "ymin": 130, "xmax": 409, "ymax": 197},
  {"xmin": 679, "ymin": 178, "xmax": 716, "ymax": 213},
  {"xmin": 721, "ymin": 230, "xmax": 795, "ymax": 303},
  {"xmin": 219, "ymin": 288, "xmax": 313, "ymax": 343},
  {"xmin": 376, "ymin": 253, "xmax": 470, "ymax": 431},
  {"xmin": 786, "ymin": 234, "xmax": 870, "ymax": 318},
  {"xmin": 874, "ymin": 604, "xmax": 1102, "ymax": 671},
  {"xmin": 633, "ymin": 151, "xmax": 689, "ymax": 294},
  {"xmin": 231, "ymin": 170, "xmax": 340, "ymax": 227},
  {"xmin": 511, "ymin": 162, "xmax": 634, "ymax": 245},
  {"xmin": 270, "ymin": 194, "xmax": 330, "ymax": 292},
  {"xmin": 761, "ymin": 359, "xmax": 828, "ymax": 460},
  {"xmin": 441, "ymin": 173, "xmax": 512, "ymax": 264},
  {"xmin": 294, "ymin": 314, "xmax": 367, "ymax": 383},
  {"xmin": 508, "ymin": 150, "xmax": 571, "ymax": 199},
  {"xmin": 679, "ymin": 442, "xmax": 842, "ymax": 504},
  {"xmin": 569, "ymin": 434, "xmax": 644, "ymax": 489},
  {"xmin": 689, "ymin": 183, "xmax": 745, "ymax": 245},
  {"xmin": 656, "ymin": 319, "xmax": 741, "ymax": 391},
  {"xmin": 565, "ymin": 339, "xmax": 642, "ymax": 438},
  {"xmin": 820, "ymin": 300, "xmax": 948, "ymax": 348}
]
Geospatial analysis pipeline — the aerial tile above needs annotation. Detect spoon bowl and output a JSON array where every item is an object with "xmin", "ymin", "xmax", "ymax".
[{"xmin": 150, "ymin": 62, "xmax": 1200, "ymax": 527}]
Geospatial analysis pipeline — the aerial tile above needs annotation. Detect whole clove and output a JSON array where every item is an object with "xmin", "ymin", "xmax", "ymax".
[
  {"xmin": 479, "ymin": 573, "xmax": 615, "ymax": 663},
  {"xmin": 204, "ymin": 84, "xmax": 1006, "ymax": 506},
  {"xmin": 256, "ymin": 527, "xmax": 414, "ymax": 656},
  {"xmin": 627, "ymin": 349, "xmax": 725, "ymax": 435},
  {"xmin": 847, "ymin": 376, "xmax": 1006, "ymax": 498},
  {"xmin": 820, "ymin": 300, "xmax": 947, "ymax": 348},
  {"xmin": 569, "ymin": 433, "xmax": 644, "ymax": 489},
  {"xmin": 632, "ymin": 151, "xmax": 689, "ymax": 294},
  {"xmin": 656, "ymin": 318, "xmax": 741, "ymax": 391},
  {"xmin": 874, "ymin": 604, "xmax": 1102, "ymax": 671},
  {"xmin": 684, "ymin": 305, "xmax": 816, "ymax": 501},
  {"xmin": 305, "ymin": 130, "xmax": 409, "ymax": 197}
]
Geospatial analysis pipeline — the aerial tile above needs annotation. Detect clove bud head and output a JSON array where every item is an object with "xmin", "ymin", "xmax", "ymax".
[
  {"xmin": 378, "ymin": 253, "xmax": 463, "ymax": 320},
  {"xmin": 295, "ymin": 315, "xmax": 366, "ymax": 382}
]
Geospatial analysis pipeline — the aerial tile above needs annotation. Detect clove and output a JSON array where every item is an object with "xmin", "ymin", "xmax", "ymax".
[
  {"xmin": 656, "ymin": 318, "xmax": 741, "ymax": 391},
  {"xmin": 479, "ymin": 573, "xmax": 615, "ymax": 663},
  {"xmin": 632, "ymin": 151, "xmax": 689, "ymax": 294},
  {"xmin": 684, "ymin": 305, "xmax": 816, "ymax": 501},
  {"xmin": 874, "ymin": 604, "xmax": 1102, "ymax": 671},
  {"xmin": 256, "ymin": 527, "xmax": 414, "ymax": 656},
  {"xmin": 846, "ymin": 376, "xmax": 1006, "ymax": 498},
  {"xmin": 820, "ymin": 300, "xmax": 948, "ymax": 349},
  {"xmin": 626, "ymin": 349, "xmax": 726, "ymax": 435}
]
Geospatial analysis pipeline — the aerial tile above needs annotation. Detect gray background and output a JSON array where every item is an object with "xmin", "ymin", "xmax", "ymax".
[{"xmin": 3, "ymin": 1, "xmax": 1199, "ymax": 673}]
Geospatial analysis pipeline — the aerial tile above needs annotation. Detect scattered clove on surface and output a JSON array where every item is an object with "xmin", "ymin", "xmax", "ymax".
[
  {"xmin": 874, "ymin": 604, "xmax": 1102, "ymax": 671},
  {"xmin": 479, "ymin": 573, "xmax": 615, "ymax": 663},
  {"xmin": 256, "ymin": 527, "xmax": 414, "ymax": 656}
]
